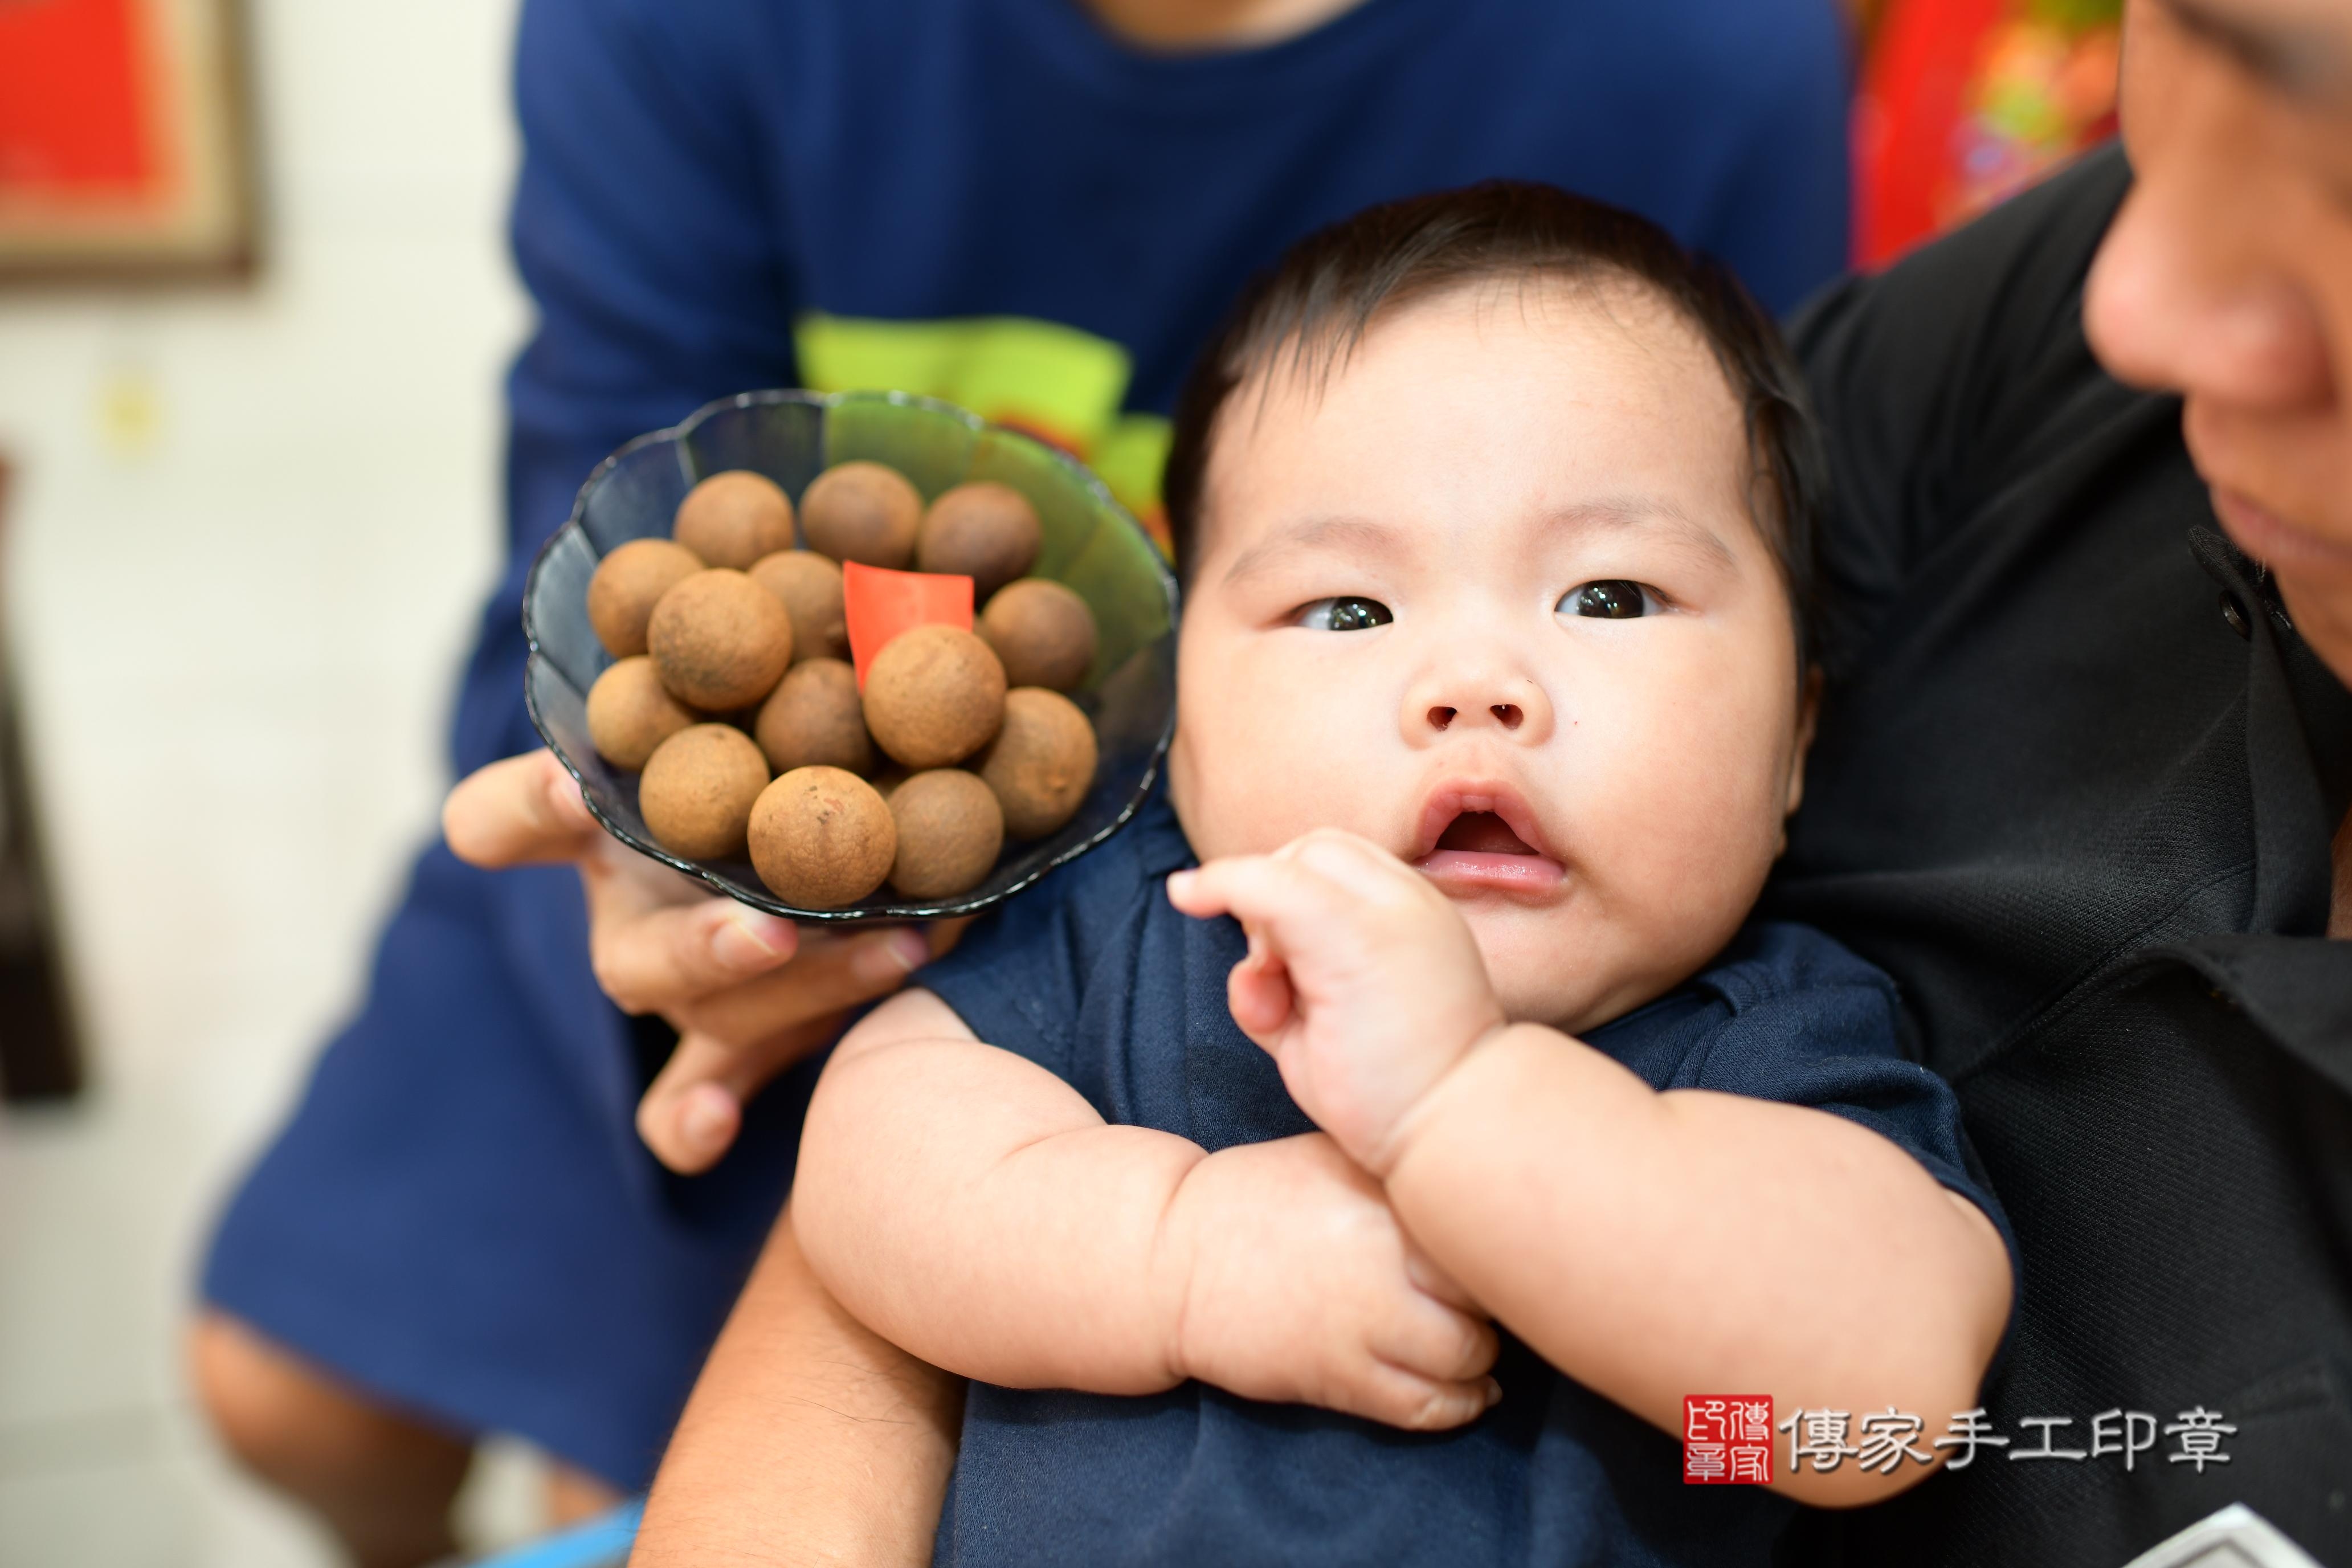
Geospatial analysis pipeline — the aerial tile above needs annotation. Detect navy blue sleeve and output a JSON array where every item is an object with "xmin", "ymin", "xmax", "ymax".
[
  {"xmin": 1596, "ymin": 924, "xmax": 2018, "ymax": 1297},
  {"xmin": 910, "ymin": 863, "xmax": 1093, "ymax": 1085},
  {"xmin": 915, "ymin": 795, "xmax": 1190, "ymax": 1082},
  {"xmin": 453, "ymin": 0, "xmax": 798, "ymax": 775}
]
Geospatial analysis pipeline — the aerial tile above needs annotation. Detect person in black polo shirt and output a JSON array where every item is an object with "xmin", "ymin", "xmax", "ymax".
[
  {"xmin": 608, "ymin": 2, "xmax": 2352, "ymax": 1561},
  {"xmin": 1767, "ymin": 1, "xmax": 2352, "ymax": 1561}
]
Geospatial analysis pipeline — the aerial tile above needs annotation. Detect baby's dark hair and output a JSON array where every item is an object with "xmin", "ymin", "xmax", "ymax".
[{"xmin": 1161, "ymin": 181, "xmax": 1828, "ymax": 669}]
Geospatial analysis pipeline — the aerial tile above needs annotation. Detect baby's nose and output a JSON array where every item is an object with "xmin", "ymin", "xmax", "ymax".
[
  {"xmin": 1427, "ymin": 703, "xmax": 1525, "ymax": 732},
  {"xmin": 1403, "ymin": 667, "xmax": 1553, "ymax": 745}
]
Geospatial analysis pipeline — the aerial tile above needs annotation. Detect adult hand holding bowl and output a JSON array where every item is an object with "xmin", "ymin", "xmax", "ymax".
[
  {"xmin": 450, "ymin": 390, "xmax": 1177, "ymax": 1172},
  {"xmin": 442, "ymin": 749, "xmax": 949, "ymax": 1173}
]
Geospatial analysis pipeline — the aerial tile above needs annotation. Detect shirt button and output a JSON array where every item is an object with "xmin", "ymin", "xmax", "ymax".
[{"xmin": 2220, "ymin": 591, "xmax": 2252, "ymax": 640}]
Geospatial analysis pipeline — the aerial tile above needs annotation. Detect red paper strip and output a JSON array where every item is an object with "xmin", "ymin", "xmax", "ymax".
[{"xmin": 843, "ymin": 561, "xmax": 974, "ymax": 686}]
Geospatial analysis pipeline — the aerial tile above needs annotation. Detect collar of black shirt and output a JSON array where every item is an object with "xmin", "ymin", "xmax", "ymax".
[{"xmin": 2154, "ymin": 529, "xmax": 2352, "ymax": 1087}]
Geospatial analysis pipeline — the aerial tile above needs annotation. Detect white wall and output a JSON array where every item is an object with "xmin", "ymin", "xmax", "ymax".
[{"xmin": 0, "ymin": 3, "xmax": 540, "ymax": 1562}]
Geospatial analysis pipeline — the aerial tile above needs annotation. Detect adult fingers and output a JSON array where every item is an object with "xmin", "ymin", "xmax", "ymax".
[
  {"xmin": 677, "ymin": 925, "xmax": 933, "ymax": 1046},
  {"xmin": 585, "ymin": 891, "xmax": 801, "ymax": 1018},
  {"xmin": 442, "ymin": 750, "xmax": 598, "ymax": 868},
  {"xmin": 924, "ymin": 915, "xmax": 977, "ymax": 961},
  {"xmin": 635, "ymin": 1017, "xmax": 844, "ymax": 1174}
]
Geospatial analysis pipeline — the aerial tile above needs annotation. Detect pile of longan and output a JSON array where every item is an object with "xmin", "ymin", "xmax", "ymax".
[{"xmin": 582, "ymin": 462, "xmax": 1101, "ymax": 907}]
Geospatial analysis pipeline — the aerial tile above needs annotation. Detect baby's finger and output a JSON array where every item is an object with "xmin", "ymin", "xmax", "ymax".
[
  {"xmin": 1225, "ymin": 937, "xmax": 1295, "ymax": 1038},
  {"xmin": 1325, "ymin": 1359, "xmax": 1501, "ymax": 1433},
  {"xmin": 1166, "ymin": 856, "xmax": 1362, "ymax": 962},
  {"xmin": 1163, "ymin": 859, "xmax": 1251, "ymax": 918},
  {"xmin": 1399, "ymin": 1239, "xmax": 1485, "ymax": 1314},
  {"xmin": 1370, "ymin": 1295, "xmax": 1501, "ymax": 1386},
  {"xmin": 585, "ymin": 893, "xmax": 799, "ymax": 1017},
  {"xmin": 1279, "ymin": 828, "xmax": 1426, "ymax": 906}
]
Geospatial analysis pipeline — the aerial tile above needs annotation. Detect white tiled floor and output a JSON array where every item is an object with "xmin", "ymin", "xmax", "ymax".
[{"xmin": 0, "ymin": 3, "xmax": 560, "ymax": 1562}]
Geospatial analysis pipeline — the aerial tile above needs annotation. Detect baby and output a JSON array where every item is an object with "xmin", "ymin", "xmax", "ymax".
[{"xmin": 794, "ymin": 183, "xmax": 2014, "ymax": 1565}]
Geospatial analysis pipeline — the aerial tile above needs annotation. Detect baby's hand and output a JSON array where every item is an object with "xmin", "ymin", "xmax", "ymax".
[
  {"xmin": 1167, "ymin": 830, "xmax": 1506, "ymax": 1175},
  {"xmin": 1160, "ymin": 1133, "xmax": 1498, "ymax": 1430}
]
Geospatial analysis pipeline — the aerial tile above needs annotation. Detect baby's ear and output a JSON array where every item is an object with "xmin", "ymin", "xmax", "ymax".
[{"xmin": 1784, "ymin": 667, "xmax": 1824, "ymax": 821}]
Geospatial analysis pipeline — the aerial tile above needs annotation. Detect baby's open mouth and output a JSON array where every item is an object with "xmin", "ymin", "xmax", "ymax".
[
  {"xmin": 1411, "ymin": 794, "xmax": 1566, "ymax": 895},
  {"xmin": 1435, "ymin": 812, "xmax": 1538, "ymax": 856}
]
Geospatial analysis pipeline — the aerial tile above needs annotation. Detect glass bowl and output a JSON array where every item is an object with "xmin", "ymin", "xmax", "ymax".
[{"xmin": 523, "ymin": 389, "xmax": 1178, "ymax": 923}]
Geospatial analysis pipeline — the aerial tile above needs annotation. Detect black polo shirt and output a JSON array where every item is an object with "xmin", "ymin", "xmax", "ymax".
[{"xmin": 1767, "ymin": 145, "xmax": 2352, "ymax": 1565}]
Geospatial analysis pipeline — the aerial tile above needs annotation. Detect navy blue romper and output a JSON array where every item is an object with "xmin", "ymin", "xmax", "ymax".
[{"xmin": 917, "ymin": 791, "xmax": 2013, "ymax": 1566}]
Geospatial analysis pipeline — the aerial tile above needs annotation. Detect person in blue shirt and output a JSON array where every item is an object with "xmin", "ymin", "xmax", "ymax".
[
  {"xmin": 189, "ymin": 2, "xmax": 1850, "ymax": 1561},
  {"xmin": 786, "ymin": 182, "xmax": 2014, "ymax": 1566}
]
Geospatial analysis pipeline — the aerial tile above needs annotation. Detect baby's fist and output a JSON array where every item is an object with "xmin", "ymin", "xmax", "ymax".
[
  {"xmin": 1161, "ymin": 1134, "xmax": 1499, "ymax": 1430},
  {"xmin": 1167, "ymin": 831, "xmax": 1506, "ymax": 1174}
]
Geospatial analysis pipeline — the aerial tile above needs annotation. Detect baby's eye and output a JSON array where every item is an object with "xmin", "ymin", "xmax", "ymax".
[
  {"xmin": 1296, "ymin": 596, "xmax": 1394, "ymax": 631},
  {"xmin": 1559, "ymin": 580, "xmax": 1661, "ymax": 620}
]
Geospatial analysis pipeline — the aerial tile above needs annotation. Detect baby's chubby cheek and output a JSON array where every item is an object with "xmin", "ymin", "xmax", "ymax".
[
  {"xmin": 1167, "ymin": 647, "xmax": 1395, "ymax": 861},
  {"xmin": 1455, "ymin": 701, "xmax": 1795, "ymax": 1031},
  {"xmin": 1168, "ymin": 710, "xmax": 1380, "ymax": 864},
  {"xmin": 1457, "ymin": 839, "xmax": 1766, "ymax": 1033}
]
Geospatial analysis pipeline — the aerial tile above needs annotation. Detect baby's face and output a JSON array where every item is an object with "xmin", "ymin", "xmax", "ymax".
[{"xmin": 1168, "ymin": 279, "xmax": 1811, "ymax": 1032}]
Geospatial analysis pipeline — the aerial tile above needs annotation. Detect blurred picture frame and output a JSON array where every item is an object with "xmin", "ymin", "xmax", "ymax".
[
  {"xmin": 0, "ymin": 0, "xmax": 260, "ymax": 283},
  {"xmin": 0, "ymin": 455, "xmax": 82, "ymax": 1101}
]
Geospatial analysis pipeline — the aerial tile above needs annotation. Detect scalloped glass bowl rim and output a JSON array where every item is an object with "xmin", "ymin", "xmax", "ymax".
[{"xmin": 520, "ymin": 386, "xmax": 1178, "ymax": 923}]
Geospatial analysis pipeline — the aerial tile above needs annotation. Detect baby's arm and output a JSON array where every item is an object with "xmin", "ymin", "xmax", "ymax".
[
  {"xmin": 1385, "ymin": 1026, "xmax": 2008, "ymax": 1508},
  {"xmin": 1169, "ymin": 832, "xmax": 2013, "ymax": 1508},
  {"xmin": 794, "ymin": 989, "xmax": 1497, "ymax": 1429}
]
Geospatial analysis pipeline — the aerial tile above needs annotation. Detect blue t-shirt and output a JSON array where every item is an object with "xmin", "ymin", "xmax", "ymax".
[
  {"xmin": 917, "ymin": 791, "xmax": 2011, "ymax": 1567},
  {"xmin": 476, "ymin": 0, "xmax": 1851, "ymax": 773}
]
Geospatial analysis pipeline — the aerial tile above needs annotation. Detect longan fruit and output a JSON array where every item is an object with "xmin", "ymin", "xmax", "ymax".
[
  {"xmin": 887, "ymin": 769, "xmax": 1004, "ymax": 900},
  {"xmin": 978, "ymin": 579, "xmax": 1097, "ymax": 692},
  {"xmin": 916, "ymin": 482, "xmax": 1042, "ymax": 602},
  {"xmin": 748, "ymin": 766, "xmax": 895, "ymax": 909},
  {"xmin": 749, "ymin": 550, "xmax": 849, "ymax": 662},
  {"xmin": 862, "ymin": 624, "xmax": 1006, "ymax": 769},
  {"xmin": 979, "ymin": 688, "xmax": 1097, "ymax": 840},
  {"xmin": 753, "ymin": 657, "xmax": 872, "ymax": 776},
  {"xmin": 639, "ymin": 723, "xmax": 769, "ymax": 860},
  {"xmin": 648, "ymin": 569, "xmax": 794, "ymax": 711},
  {"xmin": 586, "ymin": 656, "xmax": 697, "ymax": 769},
  {"xmin": 799, "ymin": 460, "xmax": 922, "ymax": 569},
  {"xmin": 587, "ymin": 538, "xmax": 703, "ymax": 659},
  {"xmin": 674, "ymin": 471, "xmax": 795, "ymax": 570}
]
